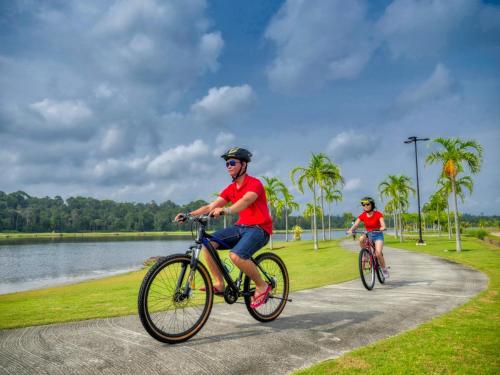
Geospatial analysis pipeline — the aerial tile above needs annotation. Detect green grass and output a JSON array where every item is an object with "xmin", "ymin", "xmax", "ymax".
[
  {"xmin": 0, "ymin": 231, "xmax": 192, "ymax": 240},
  {"xmin": 296, "ymin": 236, "xmax": 500, "ymax": 375},
  {"xmin": 0, "ymin": 239, "xmax": 357, "ymax": 330}
]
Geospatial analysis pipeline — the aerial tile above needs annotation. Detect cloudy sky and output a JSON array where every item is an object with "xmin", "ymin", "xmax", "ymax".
[{"xmin": 1, "ymin": 0, "xmax": 499, "ymax": 215}]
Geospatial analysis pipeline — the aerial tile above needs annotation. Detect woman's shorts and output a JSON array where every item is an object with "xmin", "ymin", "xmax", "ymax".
[
  {"xmin": 367, "ymin": 231, "xmax": 384, "ymax": 242},
  {"xmin": 211, "ymin": 225, "xmax": 270, "ymax": 259}
]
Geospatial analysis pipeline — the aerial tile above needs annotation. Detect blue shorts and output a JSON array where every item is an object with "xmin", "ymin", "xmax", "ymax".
[
  {"xmin": 210, "ymin": 225, "xmax": 270, "ymax": 260},
  {"xmin": 367, "ymin": 231, "xmax": 384, "ymax": 242}
]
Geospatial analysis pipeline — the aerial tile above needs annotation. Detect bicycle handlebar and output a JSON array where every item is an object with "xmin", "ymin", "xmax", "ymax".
[
  {"xmin": 348, "ymin": 229, "xmax": 386, "ymax": 235},
  {"xmin": 174, "ymin": 212, "xmax": 225, "ymax": 223}
]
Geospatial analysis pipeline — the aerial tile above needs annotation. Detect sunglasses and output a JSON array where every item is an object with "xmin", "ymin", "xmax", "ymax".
[
  {"xmin": 225, "ymin": 160, "xmax": 240, "ymax": 168},
  {"xmin": 361, "ymin": 203, "xmax": 371, "ymax": 206}
]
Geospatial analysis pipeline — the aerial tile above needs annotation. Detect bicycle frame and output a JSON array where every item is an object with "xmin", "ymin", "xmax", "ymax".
[
  {"xmin": 181, "ymin": 216, "xmax": 270, "ymax": 301},
  {"xmin": 358, "ymin": 230, "xmax": 382, "ymax": 269}
]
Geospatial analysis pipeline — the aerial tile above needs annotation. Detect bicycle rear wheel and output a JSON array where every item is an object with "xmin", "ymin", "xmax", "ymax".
[
  {"xmin": 244, "ymin": 252, "xmax": 289, "ymax": 322},
  {"xmin": 138, "ymin": 254, "xmax": 213, "ymax": 344},
  {"xmin": 359, "ymin": 248, "xmax": 375, "ymax": 290}
]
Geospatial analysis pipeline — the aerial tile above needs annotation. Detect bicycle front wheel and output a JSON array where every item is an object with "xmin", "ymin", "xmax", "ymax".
[
  {"xmin": 138, "ymin": 254, "xmax": 213, "ymax": 344},
  {"xmin": 359, "ymin": 248, "xmax": 375, "ymax": 290},
  {"xmin": 244, "ymin": 252, "xmax": 289, "ymax": 322},
  {"xmin": 376, "ymin": 265, "xmax": 386, "ymax": 284}
]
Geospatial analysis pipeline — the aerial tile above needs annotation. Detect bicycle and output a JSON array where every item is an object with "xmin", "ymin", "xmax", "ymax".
[
  {"xmin": 138, "ymin": 214, "xmax": 291, "ymax": 344},
  {"xmin": 354, "ymin": 230, "xmax": 386, "ymax": 290}
]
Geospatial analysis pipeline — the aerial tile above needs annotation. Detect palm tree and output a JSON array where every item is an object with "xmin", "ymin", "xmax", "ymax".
[
  {"xmin": 426, "ymin": 190, "xmax": 448, "ymax": 236},
  {"xmin": 303, "ymin": 203, "xmax": 322, "ymax": 231},
  {"xmin": 436, "ymin": 175, "xmax": 474, "ymax": 241},
  {"xmin": 379, "ymin": 175, "xmax": 415, "ymax": 242},
  {"xmin": 291, "ymin": 153, "xmax": 332, "ymax": 250},
  {"xmin": 317, "ymin": 159, "xmax": 344, "ymax": 241},
  {"xmin": 426, "ymin": 137, "xmax": 483, "ymax": 252},
  {"xmin": 276, "ymin": 187, "xmax": 299, "ymax": 242},
  {"xmin": 262, "ymin": 176, "xmax": 283, "ymax": 250},
  {"xmin": 324, "ymin": 186, "xmax": 342, "ymax": 240}
]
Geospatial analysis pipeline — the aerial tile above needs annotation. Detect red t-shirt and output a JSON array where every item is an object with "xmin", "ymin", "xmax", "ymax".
[
  {"xmin": 358, "ymin": 210, "xmax": 384, "ymax": 232},
  {"xmin": 220, "ymin": 175, "xmax": 273, "ymax": 234}
]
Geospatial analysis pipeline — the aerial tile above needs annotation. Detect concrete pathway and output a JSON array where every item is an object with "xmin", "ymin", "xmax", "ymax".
[{"xmin": 0, "ymin": 241, "xmax": 488, "ymax": 375}]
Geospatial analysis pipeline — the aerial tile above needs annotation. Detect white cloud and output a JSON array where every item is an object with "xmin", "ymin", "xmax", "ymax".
[
  {"xmin": 327, "ymin": 131, "xmax": 379, "ymax": 162},
  {"xmin": 265, "ymin": 0, "xmax": 375, "ymax": 92},
  {"xmin": 94, "ymin": 83, "xmax": 115, "ymax": 99},
  {"xmin": 30, "ymin": 99, "xmax": 92, "ymax": 126},
  {"xmin": 199, "ymin": 32, "xmax": 224, "ymax": 72},
  {"xmin": 345, "ymin": 178, "xmax": 361, "ymax": 191},
  {"xmin": 146, "ymin": 140, "xmax": 210, "ymax": 177},
  {"xmin": 93, "ymin": 0, "xmax": 167, "ymax": 35},
  {"xmin": 191, "ymin": 84, "xmax": 255, "ymax": 122},
  {"xmin": 100, "ymin": 126, "xmax": 129, "ymax": 155},
  {"xmin": 394, "ymin": 63, "xmax": 460, "ymax": 114},
  {"xmin": 377, "ymin": 0, "xmax": 475, "ymax": 59},
  {"xmin": 214, "ymin": 131, "xmax": 236, "ymax": 156}
]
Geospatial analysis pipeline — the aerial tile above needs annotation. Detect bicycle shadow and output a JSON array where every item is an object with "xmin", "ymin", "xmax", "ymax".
[
  {"xmin": 380, "ymin": 279, "xmax": 434, "ymax": 290},
  {"xmin": 183, "ymin": 309, "xmax": 379, "ymax": 347}
]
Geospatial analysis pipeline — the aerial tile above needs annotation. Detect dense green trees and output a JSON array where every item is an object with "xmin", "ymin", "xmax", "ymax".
[
  {"xmin": 0, "ymin": 191, "xmax": 209, "ymax": 233},
  {"xmin": 0, "ymin": 190, "xmax": 352, "ymax": 233}
]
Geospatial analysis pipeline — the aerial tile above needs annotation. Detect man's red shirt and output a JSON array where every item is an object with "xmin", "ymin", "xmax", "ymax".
[
  {"xmin": 220, "ymin": 175, "xmax": 273, "ymax": 234},
  {"xmin": 358, "ymin": 210, "xmax": 383, "ymax": 232}
]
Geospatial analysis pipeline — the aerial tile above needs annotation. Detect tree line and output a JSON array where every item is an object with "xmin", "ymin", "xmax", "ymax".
[{"xmin": 0, "ymin": 191, "xmax": 351, "ymax": 233}]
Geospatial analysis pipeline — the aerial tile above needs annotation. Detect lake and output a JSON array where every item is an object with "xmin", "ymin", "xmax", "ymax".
[{"xmin": 0, "ymin": 230, "xmax": 347, "ymax": 295}]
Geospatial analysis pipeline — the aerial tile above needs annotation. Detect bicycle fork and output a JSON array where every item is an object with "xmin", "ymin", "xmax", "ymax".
[{"xmin": 176, "ymin": 246, "xmax": 202, "ymax": 299}]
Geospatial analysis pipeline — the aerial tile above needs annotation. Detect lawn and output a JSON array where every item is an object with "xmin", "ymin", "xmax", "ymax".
[
  {"xmin": 0, "ymin": 239, "xmax": 357, "ymax": 329},
  {"xmin": 296, "ymin": 236, "xmax": 500, "ymax": 375}
]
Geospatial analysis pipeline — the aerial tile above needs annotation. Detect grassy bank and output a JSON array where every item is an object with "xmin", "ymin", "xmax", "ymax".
[
  {"xmin": 0, "ymin": 239, "xmax": 357, "ymax": 330},
  {"xmin": 296, "ymin": 236, "xmax": 500, "ymax": 375},
  {"xmin": 0, "ymin": 231, "xmax": 193, "ymax": 240}
]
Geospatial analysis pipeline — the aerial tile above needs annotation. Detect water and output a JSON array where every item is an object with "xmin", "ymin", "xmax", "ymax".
[{"xmin": 0, "ymin": 230, "xmax": 347, "ymax": 294}]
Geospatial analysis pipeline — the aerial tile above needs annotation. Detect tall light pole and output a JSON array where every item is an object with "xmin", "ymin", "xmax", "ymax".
[{"xmin": 404, "ymin": 136, "xmax": 429, "ymax": 245}]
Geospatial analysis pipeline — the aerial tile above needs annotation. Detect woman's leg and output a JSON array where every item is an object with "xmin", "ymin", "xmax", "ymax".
[
  {"xmin": 374, "ymin": 240, "xmax": 386, "ymax": 269},
  {"xmin": 359, "ymin": 234, "xmax": 366, "ymax": 249}
]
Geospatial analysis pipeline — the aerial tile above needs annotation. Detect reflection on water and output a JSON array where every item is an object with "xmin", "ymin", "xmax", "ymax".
[{"xmin": 0, "ymin": 230, "xmax": 347, "ymax": 294}]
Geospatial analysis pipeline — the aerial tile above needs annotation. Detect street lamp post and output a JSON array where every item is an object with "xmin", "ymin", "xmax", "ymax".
[{"xmin": 404, "ymin": 136, "xmax": 429, "ymax": 245}]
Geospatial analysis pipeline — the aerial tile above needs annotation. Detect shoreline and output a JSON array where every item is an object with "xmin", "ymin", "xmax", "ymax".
[{"xmin": 0, "ymin": 229, "xmax": 350, "ymax": 241}]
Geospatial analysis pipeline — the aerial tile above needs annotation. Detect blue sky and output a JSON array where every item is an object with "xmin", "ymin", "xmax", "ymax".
[{"xmin": 1, "ymin": 0, "xmax": 499, "ymax": 215}]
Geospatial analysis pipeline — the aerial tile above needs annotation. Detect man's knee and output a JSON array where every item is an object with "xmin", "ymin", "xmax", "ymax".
[{"xmin": 229, "ymin": 252, "xmax": 243, "ymax": 265}]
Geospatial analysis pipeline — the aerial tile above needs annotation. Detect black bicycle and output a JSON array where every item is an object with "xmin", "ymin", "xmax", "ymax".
[
  {"xmin": 356, "ymin": 230, "xmax": 386, "ymax": 290},
  {"xmin": 138, "ymin": 214, "xmax": 290, "ymax": 344}
]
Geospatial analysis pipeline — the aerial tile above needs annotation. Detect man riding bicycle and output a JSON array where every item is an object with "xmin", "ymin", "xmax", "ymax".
[
  {"xmin": 175, "ymin": 147, "xmax": 273, "ymax": 308},
  {"xmin": 347, "ymin": 197, "xmax": 390, "ymax": 278}
]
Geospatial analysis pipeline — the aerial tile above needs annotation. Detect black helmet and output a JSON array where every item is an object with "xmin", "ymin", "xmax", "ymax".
[
  {"xmin": 360, "ymin": 196, "xmax": 375, "ymax": 209},
  {"xmin": 221, "ymin": 147, "xmax": 252, "ymax": 162}
]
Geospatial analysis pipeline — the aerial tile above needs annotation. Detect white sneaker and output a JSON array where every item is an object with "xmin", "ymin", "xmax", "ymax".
[{"xmin": 382, "ymin": 268, "xmax": 390, "ymax": 278}]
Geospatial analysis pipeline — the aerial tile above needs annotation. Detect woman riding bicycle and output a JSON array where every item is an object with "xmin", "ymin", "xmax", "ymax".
[
  {"xmin": 347, "ymin": 197, "xmax": 389, "ymax": 278},
  {"xmin": 174, "ymin": 147, "xmax": 273, "ymax": 308}
]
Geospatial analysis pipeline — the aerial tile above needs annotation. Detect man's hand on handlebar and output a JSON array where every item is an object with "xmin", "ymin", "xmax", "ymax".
[
  {"xmin": 209, "ymin": 207, "xmax": 225, "ymax": 218},
  {"xmin": 174, "ymin": 213, "xmax": 189, "ymax": 223}
]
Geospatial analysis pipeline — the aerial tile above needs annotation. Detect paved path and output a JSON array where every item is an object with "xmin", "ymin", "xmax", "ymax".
[{"xmin": 0, "ymin": 241, "xmax": 488, "ymax": 375}]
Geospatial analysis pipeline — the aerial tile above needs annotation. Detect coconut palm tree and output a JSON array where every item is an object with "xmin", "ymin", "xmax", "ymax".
[
  {"xmin": 436, "ymin": 175, "xmax": 474, "ymax": 241},
  {"xmin": 262, "ymin": 176, "xmax": 282, "ymax": 250},
  {"xmin": 426, "ymin": 137, "xmax": 483, "ymax": 252},
  {"xmin": 318, "ymin": 160, "xmax": 344, "ymax": 241},
  {"xmin": 379, "ymin": 174, "xmax": 415, "ymax": 242},
  {"xmin": 276, "ymin": 187, "xmax": 299, "ymax": 242},
  {"xmin": 291, "ymin": 153, "xmax": 332, "ymax": 250},
  {"xmin": 324, "ymin": 186, "xmax": 342, "ymax": 240},
  {"xmin": 426, "ymin": 190, "xmax": 448, "ymax": 236},
  {"xmin": 303, "ymin": 202, "xmax": 322, "ymax": 231}
]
